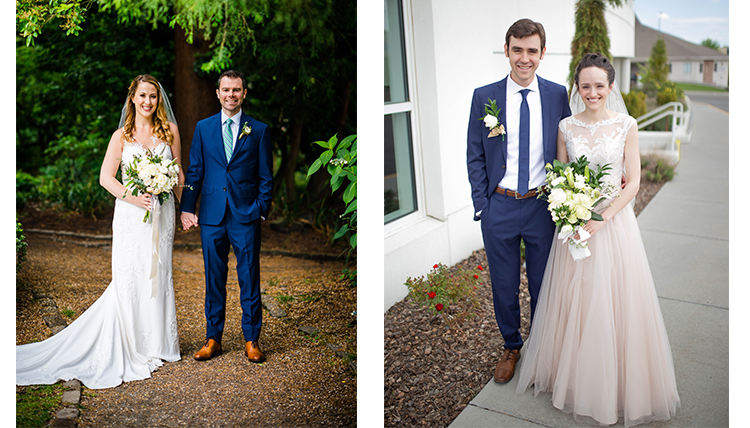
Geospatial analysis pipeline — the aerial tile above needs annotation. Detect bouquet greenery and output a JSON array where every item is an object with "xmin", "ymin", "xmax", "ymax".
[
  {"xmin": 122, "ymin": 148, "xmax": 180, "ymax": 222},
  {"xmin": 537, "ymin": 156, "xmax": 617, "ymax": 261}
]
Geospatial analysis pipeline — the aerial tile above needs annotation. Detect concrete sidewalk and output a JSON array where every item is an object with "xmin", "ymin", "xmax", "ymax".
[{"xmin": 449, "ymin": 101, "xmax": 729, "ymax": 428}]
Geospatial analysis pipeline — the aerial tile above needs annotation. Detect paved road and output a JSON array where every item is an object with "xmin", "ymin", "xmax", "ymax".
[{"xmin": 685, "ymin": 90, "xmax": 729, "ymax": 112}]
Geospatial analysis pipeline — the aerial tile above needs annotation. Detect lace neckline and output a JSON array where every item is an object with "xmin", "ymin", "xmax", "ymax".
[
  {"xmin": 123, "ymin": 135, "xmax": 166, "ymax": 152},
  {"xmin": 569, "ymin": 112, "xmax": 625, "ymax": 128}
]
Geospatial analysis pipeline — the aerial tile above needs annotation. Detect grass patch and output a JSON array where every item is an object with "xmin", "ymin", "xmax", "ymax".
[
  {"xmin": 675, "ymin": 82, "xmax": 727, "ymax": 92},
  {"xmin": 16, "ymin": 384, "xmax": 64, "ymax": 427}
]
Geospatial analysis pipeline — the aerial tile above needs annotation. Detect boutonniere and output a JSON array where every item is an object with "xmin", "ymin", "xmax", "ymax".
[
  {"xmin": 240, "ymin": 122, "xmax": 252, "ymax": 138},
  {"xmin": 478, "ymin": 98, "xmax": 505, "ymax": 140}
]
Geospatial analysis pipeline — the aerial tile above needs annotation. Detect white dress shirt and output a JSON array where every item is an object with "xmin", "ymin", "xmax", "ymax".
[
  {"xmin": 221, "ymin": 110, "xmax": 243, "ymax": 150},
  {"xmin": 498, "ymin": 75, "xmax": 546, "ymax": 193}
]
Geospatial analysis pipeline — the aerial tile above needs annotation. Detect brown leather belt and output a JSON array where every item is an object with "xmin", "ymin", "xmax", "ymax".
[{"xmin": 494, "ymin": 186, "xmax": 543, "ymax": 199}]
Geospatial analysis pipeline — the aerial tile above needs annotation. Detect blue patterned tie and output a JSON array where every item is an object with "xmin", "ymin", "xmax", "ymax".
[
  {"xmin": 518, "ymin": 89, "xmax": 530, "ymax": 196},
  {"xmin": 223, "ymin": 118, "xmax": 233, "ymax": 162}
]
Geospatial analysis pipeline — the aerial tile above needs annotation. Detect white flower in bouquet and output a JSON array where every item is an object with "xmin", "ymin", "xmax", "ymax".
[
  {"xmin": 537, "ymin": 156, "xmax": 617, "ymax": 261},
  {"xmin": 122, "ymin": 147, "xmax": 182, "ymax": 222}
]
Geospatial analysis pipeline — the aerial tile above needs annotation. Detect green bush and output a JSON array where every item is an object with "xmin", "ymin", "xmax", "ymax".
[
  {"xmin": 641, "ymin": 154, "xmax": 677, "ymax": 183},
  {"xmin": 656, "ymin": 81, "xmax": 684, "ymax": 106},
  {"xmin": 16, "ymin": 171, "xmax": 41, "ymax": 210},
  {"xmin": 16, "ymin": 221, "xmax": 28, "ymax": 272},
  {"xmin": 36, "ymin": 132, "xmax": 113, "ymax": 219},
  {"xmin": 405, "ymin": 262, "xmax": 482, "ymax": 328},
  {"xmin": 622, "ymin": 90, "xmax": 647, "ymax": 118}
]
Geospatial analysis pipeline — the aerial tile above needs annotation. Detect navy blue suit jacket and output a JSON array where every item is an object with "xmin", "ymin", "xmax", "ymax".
[
  {"xmin": 467, "ymin": 75, "xmax": 571, "ymax": 220},
  {"xmin": 181, "ymin": 112, "xmax": 273, "ymax": 225}
]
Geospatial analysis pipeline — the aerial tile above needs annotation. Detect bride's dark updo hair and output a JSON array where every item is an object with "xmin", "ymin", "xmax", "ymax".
[{"xmin": 574, "ymin": 53, "xmax": 616, "ymax": 88}]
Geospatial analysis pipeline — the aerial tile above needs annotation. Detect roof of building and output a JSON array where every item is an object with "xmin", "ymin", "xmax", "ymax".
[{"xmin": 634, "ymin": 16, "xmax": 728, "ymax": 62}]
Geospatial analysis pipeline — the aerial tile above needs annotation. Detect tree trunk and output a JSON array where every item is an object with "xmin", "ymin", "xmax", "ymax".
[
  {"xmin": 284, "ymin": 101, "xmax": 304, "ymax": 204},
  {"xmin": 173, "ymin": 26, "xmax": 221, "ymax": 166}
]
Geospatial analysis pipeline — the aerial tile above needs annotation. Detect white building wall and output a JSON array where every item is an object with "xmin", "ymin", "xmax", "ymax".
[{"xmin": 384, "ymin": 0, "xmax": 635, "ymax": 311}]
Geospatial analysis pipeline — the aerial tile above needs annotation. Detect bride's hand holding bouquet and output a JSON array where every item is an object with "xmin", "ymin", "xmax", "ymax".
[{"xmin": 537, "ymin": 155, "xmax": 617, "ymax": 261}]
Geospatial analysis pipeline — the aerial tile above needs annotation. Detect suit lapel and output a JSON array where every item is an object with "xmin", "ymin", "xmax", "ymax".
[
  {"xmin": 537, "ymin": 76, "xmax": 550, "ymax": 157},
  {"xmin": 232, "ymin": 113, "xmax": 251, "ymax": 157}
]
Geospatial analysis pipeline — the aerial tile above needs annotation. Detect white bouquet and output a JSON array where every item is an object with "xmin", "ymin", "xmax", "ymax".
[
  {"xmin": 123, "ymin": 148, "xmax": 180, "ymax": 222},
  {"xmin": 537, "ymin": 156, "xmax": 618, "ymax": 261}
]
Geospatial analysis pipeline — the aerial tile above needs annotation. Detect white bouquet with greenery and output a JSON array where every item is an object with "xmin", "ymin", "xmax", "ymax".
[
  {"xmin": 123, "ymin": 148, "xmax": 180, "ymax": 222},
  {"xmin": 538, "ymin": 156, "xmax": 617, "ymax": 261}
]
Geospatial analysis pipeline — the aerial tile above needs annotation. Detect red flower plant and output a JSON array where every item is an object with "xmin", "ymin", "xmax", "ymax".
[
  {"xmin": 473, "ymin": 274, "xmax": 479, "ymax": 279},
  {"xmin": 428, "ymin": 291, "xmax": 436, "ymax": 299},
  {"xmin": 435, "ymin": 303, "xmax": 444, "ymax": 311},
  {"xmin": 433, "ymin": 264, "xmax": 439, "ymax": 269},
  {"xmin": 478, "ymin": 265, "xmax": 483, "ymax": 271}
]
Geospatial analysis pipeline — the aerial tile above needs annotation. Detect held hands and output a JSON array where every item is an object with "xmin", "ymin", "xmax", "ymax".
[{"xmin": 180, "ymin": 212, "xmax": 199, "ymax": 230}]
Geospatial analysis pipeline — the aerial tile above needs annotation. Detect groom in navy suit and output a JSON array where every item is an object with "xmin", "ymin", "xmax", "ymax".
[
  {"xmin": 181, "ymin": 70, "xmax": 273, "ymax": 363},
  {"xmin": 467, "ymin": 19, "xmax": 570, "ymax": 383}
]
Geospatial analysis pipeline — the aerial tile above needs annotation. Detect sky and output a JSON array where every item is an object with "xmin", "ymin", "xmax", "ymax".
[{"xmin": 633, "ymin": 0, "xmax": 729, "ymax": 47}]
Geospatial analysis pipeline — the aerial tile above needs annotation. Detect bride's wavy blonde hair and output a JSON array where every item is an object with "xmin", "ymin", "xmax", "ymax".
[{"xmin": 121, "ymin": 74, "xmax": 174, "ymax": 145}]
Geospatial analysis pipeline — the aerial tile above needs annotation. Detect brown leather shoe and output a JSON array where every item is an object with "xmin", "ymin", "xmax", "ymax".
[
  {"xmin": 494, "ymin": 348, "xmax": 520, "ymax": 384},
  {"xmin": 193, "ymin": 339, "xmax": 222, "ymax": 361},
  {"xmin": 245, "ymin": 341, "xmax": 265, "ymax": 363}
]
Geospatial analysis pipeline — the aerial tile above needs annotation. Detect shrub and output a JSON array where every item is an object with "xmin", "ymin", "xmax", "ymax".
[
  {"xmin": 622, "ymin": 90, "xmax": 647, "ymax": 118},
  {"xmin": 16, "ymin": 220, "xmax": 28, "ymax": 272},
  {"xmin": 16, "ymin": 171, "xmax": 41, "ymax": 210},
  {"xmin": 656, "ymin": 81, "xmax": 684, "ymax": 106},
  {"xmin": 405, "ymin": 263, "xmax": 482, "ymax": 328},
  {"xmin": 641, "ymin": 154, "xmax": 677, "ymax": 183}
]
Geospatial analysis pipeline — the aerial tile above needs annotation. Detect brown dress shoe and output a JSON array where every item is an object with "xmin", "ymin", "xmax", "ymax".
[
  {"xmin": 194, "ymin": 339, "xmax": 222, "ymax": 361},
  {"xmin": 494, "ymin": 349, "xmax": 520, "ymax": 384},
  {"xmin": 245, "ymin": 341, "xmax": 265, "ymax": 363}
]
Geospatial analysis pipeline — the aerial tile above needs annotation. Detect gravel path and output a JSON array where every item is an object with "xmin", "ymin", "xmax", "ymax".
[{"xmin": 16, "ymin": 213, "xmax": 357, "ymax": 427}]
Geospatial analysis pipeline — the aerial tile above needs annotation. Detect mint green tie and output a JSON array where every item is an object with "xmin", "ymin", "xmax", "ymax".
[{"xmin": 223, "ymin": 118, "xmax": 233, "ymax": 162}]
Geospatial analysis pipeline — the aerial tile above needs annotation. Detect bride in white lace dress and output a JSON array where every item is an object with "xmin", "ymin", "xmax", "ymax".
[
  {"xmin": 515, "ymin": 54, "xmax": 680, "ymax": 426},
  {"xmin": 16, "ymin": 75, "xmax": 183, "ymax": 389}
]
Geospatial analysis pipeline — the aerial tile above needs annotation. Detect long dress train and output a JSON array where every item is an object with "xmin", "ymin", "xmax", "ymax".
[
  {"xmin": 515, "ymin": 114, "xmax": 680, "ymax": 427},
  {"xmin": 16, "ymin": 140, "xmax": 181, "ymax": 389}
]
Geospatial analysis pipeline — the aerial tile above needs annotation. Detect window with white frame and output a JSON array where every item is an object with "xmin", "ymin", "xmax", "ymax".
[
  {"xmin": 683, "ymin": 63, "xmax": 691, "ymax": 74},
  {"xmin": 384, "ymin": 0, "xmax": 417, "ymax": 223}
]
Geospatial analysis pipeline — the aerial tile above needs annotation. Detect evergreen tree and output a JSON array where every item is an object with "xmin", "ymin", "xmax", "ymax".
[
  {"xmin": 639, "ymin": 38, "xmax": 669, "ymax": 96},
  {"xmin": 568, "ymin": 0, "xmax": 623, "ymax": 93}
]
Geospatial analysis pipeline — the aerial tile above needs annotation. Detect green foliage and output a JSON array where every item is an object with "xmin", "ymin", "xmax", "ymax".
[
  {"xmin": 16, "ymin": 171, "xmax": 41, "ymax": 210},
  {"xmin": 701, "ymin": 38, "xmax": 722, "ymax": 51},
  {"xmin": 307, "ymin": 134, "xmax": 357, "ymax": 252},
  {"xmin": 36, "ymin": 132, "xmax": 113, "ymax": 219},
  {"xmin": 641, "ymin": 154, "xmax": 677, "ymax": 183},
  {"xmin": 639, "ymin": 38, "xmax": 670, "ymax": 96},
  {"xmin": 405, "ymin": 263, "xmax": 482, "ymax": 327},
  {"xmin": 567, "ymin": 0, "xmax": 624, "ymax": 90},
  {"xmin": 17, "ymin": 0, "xmax": 88, "ymax": 46},
  {"xmin": 16, "ymin": 221, "xmax": 28, "ymax": 273},
  {"xmin": 16, "ymin": 383, "xmax": 64, "ymax": 427},
  {"xmin": 656, "ymin": 81, "xmax": 684, "ymax": 106},
  {"xmin": 622, "ymin": 90, "xmax": 647, "ymax": 118}
]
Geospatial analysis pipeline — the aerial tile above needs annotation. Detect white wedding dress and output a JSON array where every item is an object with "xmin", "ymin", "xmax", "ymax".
[
  {"xmin": 16, "ymin": 139, "xmax": 181, "ymax": 389},
  {"xmin": 515, "ymin": 114, "xmax": 680, "ymax": 427}
]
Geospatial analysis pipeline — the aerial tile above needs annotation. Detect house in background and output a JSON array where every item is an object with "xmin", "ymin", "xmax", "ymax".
[
  {"xmin": 632, "ymin": 18, "xmax": 728, "ymax": 89},
  {"xmin": 384, "ymin": 0, "xmax": 636, "ymax": 311}
]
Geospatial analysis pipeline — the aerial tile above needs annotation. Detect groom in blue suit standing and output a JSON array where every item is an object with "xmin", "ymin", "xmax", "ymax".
[
  {"xmin": 467, "ymin": 19, "xmax": 570, "ymax": 383},
  {"xmin": 181, "ymin": 70, "xmax": 273, "ymax": 363}
]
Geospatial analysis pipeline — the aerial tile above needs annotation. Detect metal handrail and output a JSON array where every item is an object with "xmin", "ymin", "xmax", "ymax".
[{"xmin": 636, "ymin": 101, "xmax": 686, "ymax": 151}]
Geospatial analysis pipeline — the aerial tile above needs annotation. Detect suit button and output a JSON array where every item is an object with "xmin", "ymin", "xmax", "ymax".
[
  {"xmin": 502, "ymin": 165, "xmax": 506, "ymax": 169},
  {"xmin": 223, "ymin": 188, "xmax": 227, "ymax": 191},
  {"xmin": 227, "ymin": 168, "xmax": 230, "ymax": 172}
]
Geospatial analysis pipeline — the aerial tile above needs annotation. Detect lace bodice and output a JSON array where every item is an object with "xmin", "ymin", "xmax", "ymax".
[{"xmin": 559, "ymin": 113, "xmax": 636, "ymax": 190}]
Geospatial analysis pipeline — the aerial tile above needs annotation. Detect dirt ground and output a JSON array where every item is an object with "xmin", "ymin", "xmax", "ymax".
[{"xmin": 16, "ymin": 205, "xmax": 357, "ymax": 427}]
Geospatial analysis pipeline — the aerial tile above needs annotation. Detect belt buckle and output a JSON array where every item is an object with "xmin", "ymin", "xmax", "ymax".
[{"xmin": 514, "ymin": 190, "xmax": 523, "ymax": 200}]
